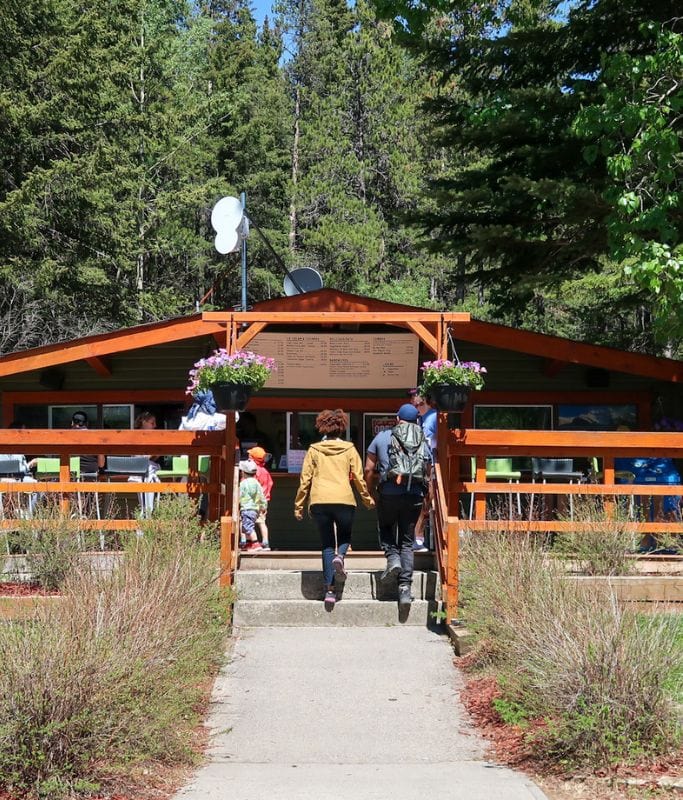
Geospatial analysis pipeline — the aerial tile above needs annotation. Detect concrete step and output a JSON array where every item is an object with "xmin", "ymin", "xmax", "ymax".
[
  {"xmin": 238, "ymin": 550, "xmax": 435, "ymax": 571},
  {"xmin": 233, "ymin": 598, "xmax": 441, "ymax": 627},
  {"xmin": 234, "ymin": 569, "xmax": 441, "ymax": 601}
]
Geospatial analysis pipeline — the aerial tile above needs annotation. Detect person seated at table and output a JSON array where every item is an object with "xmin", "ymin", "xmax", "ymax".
[
  {"xmin": 71, "ymin": 411, "xmax": 105, "ymax": 476},
  {"xmin": 131, "ymin": 411, "xmax": 161, "ymax": 517},
  {"xmin": 1, "ymin": 420, "xmax": 39, "ymax": 515}
]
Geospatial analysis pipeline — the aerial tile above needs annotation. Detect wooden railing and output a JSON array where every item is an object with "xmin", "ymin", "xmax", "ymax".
[
  {"xmin": 219, "ymin": 465, "xmax": 240, "ymax": 589},
  {"xmin": 432, "ymin": 429, "xmax": 683, "ymax": 624},
  {"xmin": 0, "ymin": 429, "xmax": 227, "ymax": 533},
  {"xmin": 431, "ymin": 464, "xmax": 459, "ymax": 625}
]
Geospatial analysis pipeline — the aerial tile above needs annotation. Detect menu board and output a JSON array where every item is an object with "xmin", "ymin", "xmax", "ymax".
[{"xmin": 249, "ymin": 333, "xmax": 419, "ymax": 390}]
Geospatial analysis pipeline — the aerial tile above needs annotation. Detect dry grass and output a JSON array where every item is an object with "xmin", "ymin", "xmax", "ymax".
[
  {"xmin": 553, "ymin": 497, "xmax": 639, "ymax": 576},
  {"xmin": 460, "ymin": 529, "xmax": 682, "ymax": 769},
  {"xmin": 0, "ymin": 496, "xmax": 231, "ymax": 798}
]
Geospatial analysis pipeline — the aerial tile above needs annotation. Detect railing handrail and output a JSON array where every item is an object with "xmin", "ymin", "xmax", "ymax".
[
  {"xmin": 0, "ymin": 430, "xmax": 224, "ymax": 455},
  {"xmin": 451, "ymin": 429, "xmax": 683, "ymax": 457}
]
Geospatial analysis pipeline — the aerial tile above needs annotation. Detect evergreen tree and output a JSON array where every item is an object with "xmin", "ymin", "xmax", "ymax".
[
  {"xmin": 374, "ymin": 0, "xmax": 681, "ymax": 346},
  {"xmin": 280, "ymin": 0, "xmax": 438, "ymax": 300}
]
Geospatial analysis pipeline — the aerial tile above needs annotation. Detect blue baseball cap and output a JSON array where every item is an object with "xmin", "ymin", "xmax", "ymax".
[{"xmin": 397, "ymin": 403, "xmax": 419, "ymax": 422}]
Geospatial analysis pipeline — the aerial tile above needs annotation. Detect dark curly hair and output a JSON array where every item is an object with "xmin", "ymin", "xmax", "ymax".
[{"xmin": 315, "ymin": 408, "xmax": 348, "ymax": 437}]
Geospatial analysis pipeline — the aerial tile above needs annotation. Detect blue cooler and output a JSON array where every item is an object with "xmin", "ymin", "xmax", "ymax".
[{"xmin": 635, "ymin": 458, "xmax": 681, "ymax": 520}]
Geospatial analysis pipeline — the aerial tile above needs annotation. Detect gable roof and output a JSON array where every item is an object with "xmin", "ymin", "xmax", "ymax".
[{"xmin": 0, "ymin": 288, "xmax": 680, "ymax": 383}]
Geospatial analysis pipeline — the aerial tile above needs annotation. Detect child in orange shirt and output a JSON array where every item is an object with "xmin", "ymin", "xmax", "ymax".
[{"xmin": 247, "ymin": 446, "xmax": 273, "ymax": 551}]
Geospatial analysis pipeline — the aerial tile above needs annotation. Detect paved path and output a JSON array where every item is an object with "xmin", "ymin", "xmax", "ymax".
[{"xmin": 174, "ymin": 626, "xmax": 548, "ymax": 800}]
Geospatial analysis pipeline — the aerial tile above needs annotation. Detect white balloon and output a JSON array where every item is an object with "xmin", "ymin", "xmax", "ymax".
[
  {"xmin": 211, "ymin": 196, "xmax": 244, "ymax": 233},
  {"xmin": 215, "ymin": 229, "xmax": 240, "ymax": 255}
]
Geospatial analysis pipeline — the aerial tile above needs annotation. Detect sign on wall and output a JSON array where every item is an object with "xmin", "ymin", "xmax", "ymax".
[{"xmin": 250, "ymin": 333, "xmax": 419, "ymax": 390}]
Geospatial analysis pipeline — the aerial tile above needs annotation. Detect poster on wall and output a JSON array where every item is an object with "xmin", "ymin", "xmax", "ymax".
[
  {"xmin": 363, "ymin": 413, "xmax": 397, "ymax": 454},
  {"xmin": 249, "ymin": 333, "xmax": 419, "ymax": 390},
  {"xmin": 557, "ymin": 404, "xmax": 637, "ymax": 431}
]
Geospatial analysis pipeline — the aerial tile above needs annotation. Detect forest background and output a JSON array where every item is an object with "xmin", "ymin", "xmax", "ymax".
[{"xmin": 1, "ymin": 0, "xmax": 681, "ymax": 358}]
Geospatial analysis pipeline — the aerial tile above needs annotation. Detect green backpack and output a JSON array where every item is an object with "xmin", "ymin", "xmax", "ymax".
[{"xmin": 385, "ymin": 421, "xmax": 427, "ymax": 491}]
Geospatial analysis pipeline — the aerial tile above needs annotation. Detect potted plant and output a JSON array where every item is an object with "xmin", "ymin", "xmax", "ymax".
[
  {"xmin": 187, "ymin": 349, "xmax": 276, "ymax": 411},
  {"xmin": 418, "ymin": 359, "xmax": 487, "ymax": 413}
]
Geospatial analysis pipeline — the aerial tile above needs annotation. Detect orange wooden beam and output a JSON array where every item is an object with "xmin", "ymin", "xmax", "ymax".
[
  {"xmin": 449, "ymin": 429, "xmax": 683, "ymax": 458},
  {"xmin": 455, "ymin": 319, "xmax": 683, "ymax": 383},
  {"xmin": 0, "ymin": 316, "xmax": 226, "ymax": 378},
  {"xmin": 236, "ymin": 321, "xmax": 268, "ymax": 350},
  {"xmin": 203, "ymin": 311, "xmax": 471, "ymax": 324},
  {"xmin": 85, "ymin": 356, "xmax": 112, "ymax": 377},
  {"xmin": 405, "ymin": 321, "xmax": 438, "ymax": 355},
  {"xmin": 0, "ymin": 429, "xmax": 224, "ymax": 455}
]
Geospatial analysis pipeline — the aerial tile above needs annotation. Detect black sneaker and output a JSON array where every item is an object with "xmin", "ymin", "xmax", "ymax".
[
  {"xmin": 380, "ymin": 558, "xmax": 401, "ymax": 582},
  {"xmin": 397, "ymin": 585, "xmax": 413, "ymax": 605}
]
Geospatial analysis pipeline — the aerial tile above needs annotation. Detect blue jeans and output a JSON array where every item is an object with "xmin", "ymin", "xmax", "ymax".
[
  {"xmin": 241, "ymin": 509, "xmax": 258, "ymax": 536},
  {"xmin": 310, "ymin": 503, "xmax": 354, "ymax": 587},
  {"xmin": 376, "ymin": 492, "xmax": 423, "ymax": 587}
]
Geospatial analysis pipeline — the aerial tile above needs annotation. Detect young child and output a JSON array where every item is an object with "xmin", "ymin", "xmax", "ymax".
[
  {"xmin": 247, "ymin": 446, "xmax": 273, "ymax": 551},
  {"xmin": 239, "ymin": 459, "xmax": 267, "ymax": 552}
]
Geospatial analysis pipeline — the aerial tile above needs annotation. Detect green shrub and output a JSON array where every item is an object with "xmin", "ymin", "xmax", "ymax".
[
  {"xmin": 460, "ymin": 528, "xmax": 682, "ymax": 769},
  {"xmin": 0, "ymin": 498, "xmax": 232, "ymax": 797}
]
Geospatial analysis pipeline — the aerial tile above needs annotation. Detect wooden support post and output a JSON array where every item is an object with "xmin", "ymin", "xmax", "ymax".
[
  {"xmin": 449, "ymin": 453, "xmax": 461, "ymax": 520},
  {"xmin": 475, "ymin": 454, "xmax": 487, "ymax": 520},
  {"xmin": 220, "ymin": 516, "xmax": 232, "ymax": 588},
  {"xmin": 446, "ymin": 518, "xmax": 459, "ymax": 624},
  {"xmin": 603, "ymin": 455, "xmax": 615, "ymax": 519},
  {"xmin": 59, "ymin": 454, "xmax": 70, "ymax": 514}
]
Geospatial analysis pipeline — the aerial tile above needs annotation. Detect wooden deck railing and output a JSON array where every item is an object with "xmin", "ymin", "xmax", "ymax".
[
  {"xmin": 431, "ymin": 428, "xmax": 683, "ymax": 624},
  {"xmin": 0, "ymin": 429, "xmax": 227, "ymax": 532},
  {"xmin": 431, "ymin": 464, "xmax": 459, "ymax": 625},
  {"xmin": 448, "ymin": 429, "xmax": 683, "ymax": 533}
]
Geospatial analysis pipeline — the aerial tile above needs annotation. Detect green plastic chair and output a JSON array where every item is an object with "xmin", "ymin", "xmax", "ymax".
[
  {"xmin": 469, "ymin": 457, "xmax": 522, "ymax": 518},
  {"xmin": 34, "ymin": 457, "xmax": 80, "ymax": 478},
  {"xmin": 156, "ymin": 455, "xmax": 210, "ymax": 479}
]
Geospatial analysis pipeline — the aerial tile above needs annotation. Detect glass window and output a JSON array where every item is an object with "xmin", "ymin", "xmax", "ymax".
[
  {"xmin": 556, "ymin": 404, "xmax": 637, "ymax": 431},
  {"xmin": 474, "ymin": 405, "xmax": 553, "ymax": 430},
  {"xmin": 13, "ymin": 405, "xmax": 49, "ymax": 428},
  {"xmin": 285, "ymin": 412, "xmax": 351, "ymax": 473},
  {"xmin": 103, "ymin": 405, "xmax": 133, "ymax": 429},
  {"xmin": 49, "ymin": 405, "xmax": 98, "ymax": 429}
]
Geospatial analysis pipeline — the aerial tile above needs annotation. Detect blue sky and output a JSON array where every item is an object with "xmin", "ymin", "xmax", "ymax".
[{"xmin": 252, "ymin": 0, "xmax": 274, "ymax": 27}]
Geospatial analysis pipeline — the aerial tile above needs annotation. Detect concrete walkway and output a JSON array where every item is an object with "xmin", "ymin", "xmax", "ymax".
[{"xmin": 174, "ymin": 626, "xmax": 548, "ymax": 800}]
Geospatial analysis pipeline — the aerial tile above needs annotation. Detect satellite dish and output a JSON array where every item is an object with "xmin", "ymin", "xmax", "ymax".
[
  {"xmin": 283, "ymin": 267, "xmax": 324, "ymax": 296},
  {"xmin": 211, "ymin": 196, "xmax": 244, "ymax": 233},
  {"xmin": 214, "ymin": 229, "xmax": 240, "ymax": 255}
]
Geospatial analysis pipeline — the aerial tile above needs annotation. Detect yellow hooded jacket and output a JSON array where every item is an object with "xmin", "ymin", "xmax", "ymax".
[{"xmin": 294, "ymin": 439, "xmax": 373, "ymax": 516}]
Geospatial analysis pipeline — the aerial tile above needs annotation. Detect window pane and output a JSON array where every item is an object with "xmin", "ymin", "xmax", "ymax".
[
  {"xmin": 557, "ymin": 404, "xmax": 637, "ymax": 431},
  {"xmin": 474, "ymin": 406, "xmax": 552, "ymax": 430},
  {"xmin": 50, "ymin": 405, "xmax": 98, "ymax": 429},
  {"xmin": 103, "ymin": 405, "xmax": 133, "ymax": 429},
  {"xmin": 13, "ymin": 406, "xmax": 49, "ymax": 428}
]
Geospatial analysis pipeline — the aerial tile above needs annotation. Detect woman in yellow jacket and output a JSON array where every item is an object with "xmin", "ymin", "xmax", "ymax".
[{"xmin": 294, "ymin": 409, "xmax": 374, "ymax": 608}]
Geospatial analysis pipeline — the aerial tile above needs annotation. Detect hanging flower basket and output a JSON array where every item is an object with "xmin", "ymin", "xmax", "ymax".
[
  {"xmin": 187, "ymin": 350, "xmax": 276, "ymax": 412},
  {"xmin": 210, "ymin": 382, "xmax": 253, "ymax": 412},
  {"xmin": 428, "ymin": 383, "xmax": 472, "ymax": 413},
  {"xmin": 418, "ymin": 359, "xmax": 486, "ymax": 413}
]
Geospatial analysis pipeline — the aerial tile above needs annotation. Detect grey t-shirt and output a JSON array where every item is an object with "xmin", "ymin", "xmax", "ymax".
[{"xmin": 367, "ymin": 427, "xmax": 429, "ymax": 496}]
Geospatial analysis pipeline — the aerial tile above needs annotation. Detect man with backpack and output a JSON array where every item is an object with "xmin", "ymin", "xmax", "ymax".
[{"xmin": 364, "ymin": 404, "xmax": 431, "ymax": 605}]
